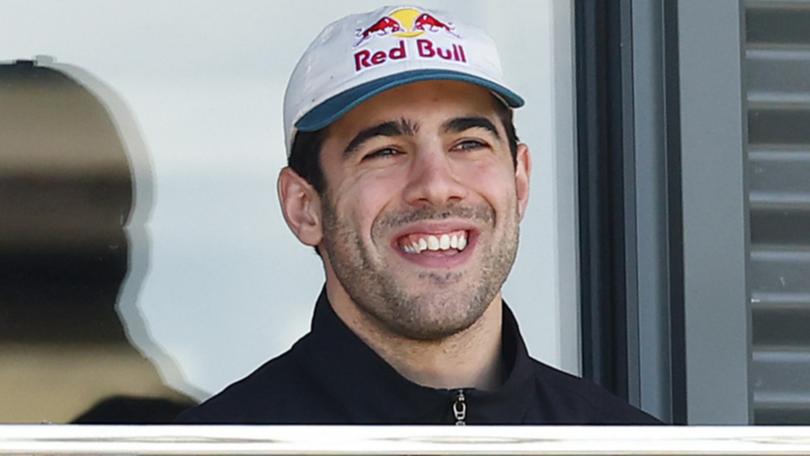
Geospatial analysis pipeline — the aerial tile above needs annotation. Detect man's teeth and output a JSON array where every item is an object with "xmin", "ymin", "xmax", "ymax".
[{"xmin": 401, "ymin": 231, "xmax": 468, "ymax": 254}]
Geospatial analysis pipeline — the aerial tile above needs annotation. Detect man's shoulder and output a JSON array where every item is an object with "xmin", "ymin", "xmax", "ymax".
[
  {"xmin": 525, "ymin": 358, "xmax": 661, "ymax": 424},
  {"xmin": 174, "ymin": 335, "xmax": 323, "ymax": 424}
]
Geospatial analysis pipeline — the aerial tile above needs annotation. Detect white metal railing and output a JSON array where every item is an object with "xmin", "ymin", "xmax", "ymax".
[{"xmin": 2, "ymin": 426, "xmax": 810, "ymax": 455}]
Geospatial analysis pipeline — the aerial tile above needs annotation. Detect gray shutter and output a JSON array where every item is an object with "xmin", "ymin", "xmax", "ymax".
[{"xmin": 746, "ymin": 0, "xmax": 810, "ymax": 424}]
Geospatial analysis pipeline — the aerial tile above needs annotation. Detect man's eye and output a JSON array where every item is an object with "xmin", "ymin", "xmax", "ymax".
[
  {"xmin": 453, "ymin": 140, "xmax": 487, "ymax": 151},
  {"xmin": 363, "ymin": 148, "xmax": 400, "ymax": 160}
]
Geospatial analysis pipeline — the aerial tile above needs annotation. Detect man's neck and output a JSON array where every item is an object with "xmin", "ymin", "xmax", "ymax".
[{"xmin": 325, "ymin": 281, "xmax": 504, "ymax": 391}]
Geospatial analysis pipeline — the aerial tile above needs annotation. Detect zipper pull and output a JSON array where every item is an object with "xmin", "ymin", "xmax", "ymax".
[{"xmin": 452, "ymin": 389, "xmax": 466, "ymax": 425}]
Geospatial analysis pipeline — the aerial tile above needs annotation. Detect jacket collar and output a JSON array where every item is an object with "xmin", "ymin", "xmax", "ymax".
[{"xmin": 300, "ymin": 287, "xmax": 537, "ymax": 424}]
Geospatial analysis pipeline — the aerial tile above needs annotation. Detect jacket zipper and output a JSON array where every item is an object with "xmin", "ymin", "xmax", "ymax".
[{"xmin": 452, "ymin": 389, "xmax": 466, "ymax": 425}]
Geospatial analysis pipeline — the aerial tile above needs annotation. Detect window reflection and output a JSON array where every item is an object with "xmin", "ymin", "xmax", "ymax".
[{"xmin": 0, "ymin": 62, "xmax": 195, "ymax": 423}]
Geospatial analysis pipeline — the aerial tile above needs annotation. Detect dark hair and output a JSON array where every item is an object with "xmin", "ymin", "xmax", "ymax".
[
  {"xmin": 288, "ymin": 127, "xmax": 329, "ymax": 194},
  {"xmin": 288, "ymin": 101, "xmax": 520, "ymax": 195}
]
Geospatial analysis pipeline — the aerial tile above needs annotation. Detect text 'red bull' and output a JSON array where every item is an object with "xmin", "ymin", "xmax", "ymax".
[{"xmin": 354, "ymin": 39, "xmax": 467, "ymax": 72}]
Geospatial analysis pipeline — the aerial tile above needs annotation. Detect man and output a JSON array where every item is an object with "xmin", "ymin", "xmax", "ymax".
[{"xmin": 177, "ymin": 5, "xmax": 658, "ymax": 424}]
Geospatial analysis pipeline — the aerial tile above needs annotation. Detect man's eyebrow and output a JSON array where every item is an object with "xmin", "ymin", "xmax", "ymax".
[
  {"xmin": 344, "ymin": 118, "xmax": 419, "ymax": 157},
  {"xmin": 442, "ymin": 116, "xmax": 501, "ymax": 140}
]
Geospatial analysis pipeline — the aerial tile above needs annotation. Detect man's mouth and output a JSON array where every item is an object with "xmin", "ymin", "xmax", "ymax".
[{"xmin": 396, "ymin": 230, "xmax": 469, "ymax": 255}]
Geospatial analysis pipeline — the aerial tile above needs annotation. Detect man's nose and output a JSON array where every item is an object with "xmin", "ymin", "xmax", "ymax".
[{"xmin": 402, "ymin": 149, "xmax": 468, "ymax": 206}]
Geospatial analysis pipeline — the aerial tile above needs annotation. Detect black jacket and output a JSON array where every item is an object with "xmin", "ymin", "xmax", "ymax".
[{"xmin": 177, "ymin": 290, "xmax": 660, "ymax": 424}]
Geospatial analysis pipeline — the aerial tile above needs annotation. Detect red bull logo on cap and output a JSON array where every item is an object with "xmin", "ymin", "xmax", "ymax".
[
  {"xmin": 353, "ymin": 7, "xmax": 466, "ymax": 72},
  {"xmin": 354, "ymin": 7, "xmax": 459, "ymax": 46}
]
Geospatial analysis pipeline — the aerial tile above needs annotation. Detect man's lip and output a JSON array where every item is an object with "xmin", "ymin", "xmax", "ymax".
[{"xmin": 390, "ymin": 221, "xmax": 479, "ymax": 241}]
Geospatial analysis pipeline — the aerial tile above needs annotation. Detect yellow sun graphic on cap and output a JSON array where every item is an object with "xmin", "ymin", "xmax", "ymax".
[{"xmin": 390, "ymin": 8, "xmax": 426, "ymax": 38}]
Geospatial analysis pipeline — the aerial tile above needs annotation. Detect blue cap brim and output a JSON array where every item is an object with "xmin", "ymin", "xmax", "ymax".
[{"xmin": 295, "ymin": 69, "xmax": 524, "ymax": 132}]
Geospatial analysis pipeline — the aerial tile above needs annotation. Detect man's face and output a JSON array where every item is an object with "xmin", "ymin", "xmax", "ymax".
[{"xmin": 315, "ymin": 80, "xmax": 530, "ymax": 340}]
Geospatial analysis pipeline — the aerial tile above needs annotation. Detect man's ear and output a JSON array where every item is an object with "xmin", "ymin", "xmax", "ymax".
[
  {"xmin": 277, "ymin": 167, "xmax": 323, "ymax": 247},
  {"xmin": 515, "ymin": 143, "xmax": 531, "ymax": 220}
]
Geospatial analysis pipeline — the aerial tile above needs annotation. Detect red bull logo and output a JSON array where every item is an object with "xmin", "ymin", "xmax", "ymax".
[
  {"xmin": 354, "ymin": 16, "xmax": 403, "ymax": 47},
  {"xmin": 413, "ymin": 12, "xmax": 459, "ymax": 37},
  {"xmin": 353, "ymin": 8, "xmax": 466, "ymax": 72}
]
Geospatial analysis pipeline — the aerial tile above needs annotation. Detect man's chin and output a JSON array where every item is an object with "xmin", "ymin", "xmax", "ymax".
[
  {"xmin": 366, "ymin": 288, "xmax": 494, "ymax": 341},
  {"xmin": 380, "ymin": 311, "xmax": 483, "ymax": 341}
]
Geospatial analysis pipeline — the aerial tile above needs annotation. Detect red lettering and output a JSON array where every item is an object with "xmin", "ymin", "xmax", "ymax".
[
  {"xmin": 371, "ymin": 50, "xmax": 386, "ymax": 65},
  {"xmin": 417, "ymin": 39, "xmax": 465, "ymax": 63},
  {"xmin": 437, "ymin": 46, "xmax": 452, "ymax": 60},
  {"xmin": 356, "ymin": 39, "xmax": 466, "ymax": 71},
  {"xmin": 417, "ymin": 39, "xmax": 435, "ymax": 57},
  {"xmin": 354, "ymin": 41, "xmax": 409, "ymax": 72},
  {"xmin": 354, "ymin": 50, "xmax": 370, "ymax": 71},
  {"xmin": 390, "ymin": 40, "xmax": 406, "ymax": 60}
]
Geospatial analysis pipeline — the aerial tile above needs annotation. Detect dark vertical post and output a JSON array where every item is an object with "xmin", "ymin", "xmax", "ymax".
[
  {"xmin": 662, "ymin": 0, "xmax": 687, "ymax": 425},
  {"xmin": 575, "ymin": 0, "xmax": 631, "ymax": 399}
]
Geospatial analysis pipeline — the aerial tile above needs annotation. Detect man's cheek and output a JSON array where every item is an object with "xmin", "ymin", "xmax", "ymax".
[{"xmin": 461, "ymin": 161, "xmax": 510, "ymax": 183}]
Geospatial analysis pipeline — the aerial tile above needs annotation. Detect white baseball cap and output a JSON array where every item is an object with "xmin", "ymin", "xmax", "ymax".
[{"xmin": 283, "ymin": 4, "xmax": 525, "ymax": 156}]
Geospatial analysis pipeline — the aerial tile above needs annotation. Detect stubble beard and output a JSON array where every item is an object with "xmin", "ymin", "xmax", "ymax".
[{"xmin": 320, "ymin": 196, "xmax": 520, "ymax": 341}]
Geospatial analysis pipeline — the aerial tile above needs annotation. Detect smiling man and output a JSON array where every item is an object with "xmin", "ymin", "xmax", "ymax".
[{"xmin": 177, "ymin": 5, "xmax": 658, "ymax": 424}]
